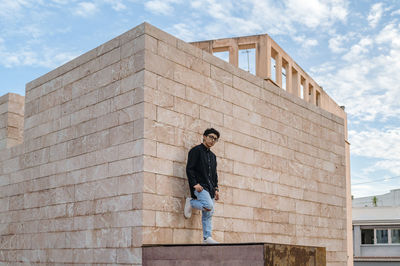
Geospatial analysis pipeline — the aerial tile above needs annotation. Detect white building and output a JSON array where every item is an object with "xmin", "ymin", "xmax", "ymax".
[{"xmin": 353, "ymin": 189, "xmax": 400, "ymax": 265}]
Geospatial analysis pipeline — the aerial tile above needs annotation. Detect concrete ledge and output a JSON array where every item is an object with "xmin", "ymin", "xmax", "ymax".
[{"xmin": 142, "ymin": 242, "xmax": 326, "ymax": 266}]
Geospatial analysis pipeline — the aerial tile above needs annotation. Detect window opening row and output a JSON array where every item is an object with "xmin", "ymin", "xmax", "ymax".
[
  {"xmin": 213, "ymin": 47, "xmax": 321, "ymax": 107},
  {"xmin": 361, "ymin": 228, "xmax": 400, "ymax": 244}
]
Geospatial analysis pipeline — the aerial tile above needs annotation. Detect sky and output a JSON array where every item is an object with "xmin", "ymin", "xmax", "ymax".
[{"xmin": 1, "ymin": 0, "xmax": 400, "ymax": 198}]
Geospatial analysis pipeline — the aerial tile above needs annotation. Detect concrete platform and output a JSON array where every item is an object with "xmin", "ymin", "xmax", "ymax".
[{"xmin": 142, "ymin": 242, "xmax": 326, "ymax": 266}]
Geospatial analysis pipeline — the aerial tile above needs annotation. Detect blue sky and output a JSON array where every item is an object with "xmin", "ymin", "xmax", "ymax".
[{"xmin": 1, "ymin": 0, "xmax": 400, "ymax": 198}]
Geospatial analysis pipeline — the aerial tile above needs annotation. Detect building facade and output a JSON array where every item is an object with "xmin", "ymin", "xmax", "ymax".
[{"xmin": 353, "ymin": 189, "xmax": 400, "ymax": 265}]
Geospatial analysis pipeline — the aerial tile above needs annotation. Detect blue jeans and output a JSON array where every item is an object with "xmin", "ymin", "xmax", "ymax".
[{"xmin": 191, "ymin": 190, "xmax": 214, "ymax": 239}]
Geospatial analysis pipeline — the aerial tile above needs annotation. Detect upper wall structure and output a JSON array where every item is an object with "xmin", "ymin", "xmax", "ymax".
[
  {"xmin": 191, "ymin": 35, "xmax": 345, "ymax": 118},
  {"xmin": 0, "ymin": 23, "xmax": 349, "ymax": 265}
]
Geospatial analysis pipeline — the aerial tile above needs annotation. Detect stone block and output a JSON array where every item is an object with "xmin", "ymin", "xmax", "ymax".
[
  {"xmin": 73, "ymin": 215, "xmax": 94, "ymax": 230},
  {"xmin": 143, "ymin": 155, "xmax": 174, "ymax": 176},
  {"xmin": 95, "ymin": 195, "xmax": 132, "ymax": 213},
  {"xmin": 142, "ymin": 226, "xmax": 173, "ymax": 244},
  {"xmin": 118, "ymin": 173, "xmax": 143, "ymax": 195},
  {"xmin": 120, "ymin": 50, "xmax": 145, "ymax": 80},
  {"xmin": 174, "ymin": 64, "xmax": 205, "ymax": 91},
  {"xmin": 156, "ymin": 142, "xmax": 185, "ymax": 162},
  {"xmin": 93, "ymin": 248, "xmax": 117, "ymax": 263},
  {"xmin": 142, "ymin": 193, "xmax": 181, "ymax": 213},
  {"xmin": 145, "ymin": 51, "xmax": 175, "ymax": 80},
  {"xmin": 158, "ymin": 40, "xmax": 187, "ymax": 67},
  {"xmin": 110, "ymin": 90, "xmax": 136, "ymax": 112},
  {"xmin": 157, "ymin": 76, "xmax": 185, "ymax": 98},
  {"xmin": 116, "ymin": 210, "xmax": 142, "ymax": 227},
  {"xmin": 186, "ymin": 87, "xmax": 211, "ymax": 110},
  {"xmin": 117, "ymin": 247, "xmax": 142, "ymax": 264},
  {"xmin": 200, "ymin": 105, "xmax": 223, "ymax": 126},
  {"xmin": 120, "ymin": 71, "xmax": 145, "ymax": 94},
  {"xmin": 73, "ymin": 249, "xmax": 94, "ymax": 263},
  {"xmin": 48, "ymin": 248, "xmax": 73, "ymax": 263},
  {"xmin": 211, "ymin": 65, "xmax": 233, "ymax": 86},
  {"xmin": 155, "ymin": 174, "xmax": 185, "ymax": 197},
  {"xmin": 109, "ymin": 121, "xmax": 134, "ymax": 146},
  {"xmin": 144, "ymin": 22, "xmax": 177, "ymax": 47},
  {"xmin": 145, "ymin": 87, "xmax": 174, "ymax": 108},
  {"xmin": 156, "ymin": 211, "xmax": 184, "ymax": 228}
]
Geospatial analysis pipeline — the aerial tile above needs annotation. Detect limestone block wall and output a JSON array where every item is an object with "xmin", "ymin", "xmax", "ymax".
[
  {"xmin": 141, "ymin": 24, "xmax": 348, "ymax": 265},
  {"xmin": 0, "ymin": 22, "xmax": 348, "ymax": 265},
  {"xmin": 0, "ymin": 24, "xmax": 151, "ymax": 265},
  {"xmin": 0, "ymin": 93, "xmax": 24, "ymax": 149}
]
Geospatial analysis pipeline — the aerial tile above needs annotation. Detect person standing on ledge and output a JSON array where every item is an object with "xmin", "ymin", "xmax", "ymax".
[{"xmin": 184, "ymin": 128, "xmax": 220, "ymax": 244}]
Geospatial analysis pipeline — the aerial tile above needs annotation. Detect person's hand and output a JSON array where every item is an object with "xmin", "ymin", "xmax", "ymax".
[
  {"xmin": 215, "ymin": 190, "xmax": 219, "ymax": 201},
  {"xmin": 194, "ymin": 184, "xmax": 203, "ymax": 192}
]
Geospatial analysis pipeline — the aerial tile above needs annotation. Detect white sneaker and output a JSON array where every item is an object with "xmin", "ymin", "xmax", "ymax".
[
  {"xmin": 184, "ymin": 197, "xmax": 192, "ymax": 219},
  {"xmin": 203, "ymin": 237, "xmax": 219, "ymax": 244}
]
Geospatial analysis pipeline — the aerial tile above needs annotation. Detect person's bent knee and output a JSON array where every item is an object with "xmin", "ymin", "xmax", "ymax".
[{"xmin": 203, "ymin": 203, "xmax": 214, "ymax": 211}]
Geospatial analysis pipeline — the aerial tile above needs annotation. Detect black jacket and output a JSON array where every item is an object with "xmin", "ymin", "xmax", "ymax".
[{"xmin": 186, "ymin": 144, "xmax": 218, "ymax": 199}]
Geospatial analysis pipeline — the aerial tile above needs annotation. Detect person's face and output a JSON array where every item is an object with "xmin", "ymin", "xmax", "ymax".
[{"xmin": 203, "ymin": 133, "xmax": 219, "ymax": 148}]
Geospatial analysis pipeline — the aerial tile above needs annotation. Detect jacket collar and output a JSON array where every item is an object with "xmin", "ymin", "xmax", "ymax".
[{"xmin": 201, "ymin": 143, "xmax": 210, "ymax": 151}]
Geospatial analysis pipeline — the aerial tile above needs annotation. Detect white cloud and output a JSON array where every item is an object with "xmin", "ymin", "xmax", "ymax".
[
  {"xmin": 313, "ymin": 19, "xmax": 400, "ymax": 122},
  {"xmin": 351, "ymin": 181, "xmax": 398, "ymax": 198},
  {"xmin": 329, "ymin": 34, "xmax": 347, "ymax": 53},
  {"xmin": 350, "ymin": 128, "xmax": 400, "ymax": 160},
  {"xmin": 293, "ymin": 35, "xmax": 318, "ymax": 49},
  {"xmin": 285, "ymin": 0, "xmax": 348, "ymax": 29},
  {"xmin": 50, "ymin": 0, "xmax": 70, "ymax": 4},
  {"xmin": 376, "ymin": 22, "xmax": 400, "ymax": 48},
  {"xmin": 145, "ymin": 0, "xmax": 180, "ymax": 15},
  {"xmin": 310, "ymin": 62, "xmax": 336, "ymax": 74},
  {"xmin": 0, "ymin": 42, "xmax": 78, "ymax": 68},
  {"xmin": 0, "ymin": 0, "xmax": 33, "ymax": 19},
  {"xmin": 350, "ymin": 127, "xmax": 400, "ymax": 197},
  {"xmin": 165, "ymin": 0, "xmax": 349, "ymax": 39},
  {"xmin": 343, "ymin": 37, "xmax": 373, "ymax": 61},
  {"xmin": 171, "ymin": 23, "xmax": 197, "ymax": 41},
  {"xmin": 391, "ymin": 9, "xmax": 400, "ymax": 16},
  {"xmin": 368, "ymin": 3, "xmax": 384, "ymax": 28},
  {"xmin": 104, "ymin": 0, "xmax": 126, "ymax": 11},
  {"xmin": 74, "ymin": 2, "xmax": 99, "ymax": 17}
]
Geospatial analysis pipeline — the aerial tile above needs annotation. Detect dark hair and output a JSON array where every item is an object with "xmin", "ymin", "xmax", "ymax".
[{"xmin": 203, "ymin": 128, "xmax": 220, "ymax": 139}]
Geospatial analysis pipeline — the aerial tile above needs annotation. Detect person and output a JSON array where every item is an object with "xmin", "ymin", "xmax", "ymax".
[{"xmin": 184, "ymin": 128, "xmax": 220, "ymax": 244}]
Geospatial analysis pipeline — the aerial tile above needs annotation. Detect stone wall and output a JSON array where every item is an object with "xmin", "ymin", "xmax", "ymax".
[
  {"xmin": 0, "ymin": 22, "xmax": 348, "ymax": 265},
  {"xmin": 0, "ymin": 93, "xmax": 24, "ymax": 149},
  {"xmin": 0, "ymin": 24, "xmax": 149, "ymax": 265},
  {"xmin": 140, "ymin": 24, "xmax": 347, "ymax": 265}
]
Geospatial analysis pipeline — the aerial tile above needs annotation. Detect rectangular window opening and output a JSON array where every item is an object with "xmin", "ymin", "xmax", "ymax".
[
  {"xmin": 238, "ymin": 47, "xmax": 256, "ymax": 75},
  {"xmin": 270, "ymin": 57, "xmax": 276, "ymax": 83},
  {"xmin": 213, "ymin": 50, "xmax": 229, "ymax": 63},
  {"xmin": 361, "ymin": 229, "xmax": 374, "ymax": 244},
  {"xmin": 282, "ymin": 59, "xmax": 290, "ymax": 91},
  {"xmin": 300, "ymin": 77, "xmax": 305, "ymax": 99},
  {"xmin": 316, "ymin": 90, "xmax": 321, "ymax": 107},
  {"xmin": 308, "ymin": 84, "xmax": 313, "ymax": 103},
  {"xmin": 292, "ymin": 68, "xmax": 299, "ymax": 97},
  {"xmin": 376, "ymin": 229, "xmax": 388, "ymax": 244},
  {"xmin": 392, "ymin": 229, "xmax": 400, "ymax": 243}
]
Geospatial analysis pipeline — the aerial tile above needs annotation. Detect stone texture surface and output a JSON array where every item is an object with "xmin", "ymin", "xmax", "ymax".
[
  {"xmin": 0, "ymin": 93, "xmax": 24, "ymax": 149},
  {"xmin": 0, "ymin": 23, "xmax": 148, "ymax": 265},
  {"xmin": 0, "ymin": 22, "xmax": 348, "ymax": 265},
  {"xmin": 140, "ymin": 23, "xmax": 347, "ymax": 265},
  {"xmin": 142, "ymin": 243, "xmax": 326, "ymax": 266}
]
